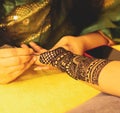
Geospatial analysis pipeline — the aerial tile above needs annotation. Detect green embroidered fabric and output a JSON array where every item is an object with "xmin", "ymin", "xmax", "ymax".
[
  {"xmin": 80, "ymin": 0, "xmax": 120, "ymax": 44},
  {"xmin": 0, "ymin": 0, "xmax": 77, "ymax": 49}
]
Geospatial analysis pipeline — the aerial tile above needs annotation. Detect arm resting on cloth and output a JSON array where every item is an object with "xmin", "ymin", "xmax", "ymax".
[{"xmin": 39, "ymin": 47, "xmax": 120, "ymax": 97}]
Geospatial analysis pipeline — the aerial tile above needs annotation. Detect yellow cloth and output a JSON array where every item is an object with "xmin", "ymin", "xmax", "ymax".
[
  {"xmin": 0, "ymin": 70, "xmax": 99, "ymax": 113},
  {"xmin": 0, "ymin": 45, "xmax": 119, "ymax": 113}
]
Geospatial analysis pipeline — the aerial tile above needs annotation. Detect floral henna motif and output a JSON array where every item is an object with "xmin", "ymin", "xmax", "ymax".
[{"xmin": 39, "ymin": 47, "xmax": 111, "ymax": 85}]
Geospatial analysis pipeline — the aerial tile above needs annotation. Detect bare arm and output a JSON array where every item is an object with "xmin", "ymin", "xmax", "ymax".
[{"xmin": 52, "ymin": 32, "xmax": 115, "ymax": 55}]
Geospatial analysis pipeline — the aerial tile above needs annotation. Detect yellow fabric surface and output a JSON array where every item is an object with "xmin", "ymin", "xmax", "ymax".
[
  {"xmin": 0, "ymin": 45, "xmax": 119, "ymax": 113},
  {"xmin": 0, "ymin": 70, "xmax": 100, "ymax": 113}
]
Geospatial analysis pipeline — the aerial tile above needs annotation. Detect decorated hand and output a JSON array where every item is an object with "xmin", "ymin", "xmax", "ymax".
[{"xmin": 39, "ymin": 47, "xmax": 110, "ymax": 85}]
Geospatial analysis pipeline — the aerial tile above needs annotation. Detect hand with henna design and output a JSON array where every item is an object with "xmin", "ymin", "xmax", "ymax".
[
  {"xmin": 29, "ymin": 32, "xmax": 112, "ymax": 70},
  {"xmin": 39, "ymin": 47, "xmax": 111, "ymax": 84},
  {"xmin": 30, "ymin": 42, "xmax": 120, "ymax": 97}
]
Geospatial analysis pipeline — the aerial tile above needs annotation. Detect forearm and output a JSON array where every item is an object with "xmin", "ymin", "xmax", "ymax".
[
  {"xmin": 78, "ymin": 32, "xmax": 115, "ymax": 51},
  {"xmin": 39, "ymin": 47, "xmax": 120, "ymax": 96}
]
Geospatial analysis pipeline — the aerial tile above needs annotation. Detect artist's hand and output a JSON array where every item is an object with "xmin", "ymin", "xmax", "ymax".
[
  {"xmin": 51, "ymin": 32, "xmax": 113, "ymax": 55},
  {"xmin": 52, "ymin": 36, "xmax": 85, "ymax": 55},
  {"xmin": 27, "ymin": 42, "xmax": 56, "ymax": 71},
  {"xmin": 0, "ymin": 46, "xmax": 35, "ymax": 84},
  {"xmin": 30, "ymin": 35, "xmax": 85, "ymax": 55},
  {"xmin": 28, "ymin": 36, "xmax": 85, "ymax": 71}
]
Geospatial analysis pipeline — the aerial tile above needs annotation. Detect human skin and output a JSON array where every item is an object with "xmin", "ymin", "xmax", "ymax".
[
  {"xmin": 0, "ymin": 47, "xmax": 36, "ymax": 84},
  {"xmin": 30, "ymin": 32, "xmax": 120, "ymax": 97},
  {"xmin": 30, "ymin": 32, "xmax": 114, "ymax": 66},
  {"xmin": 0, "ymin": 32, "xmax": 114, "ymax": 84}
]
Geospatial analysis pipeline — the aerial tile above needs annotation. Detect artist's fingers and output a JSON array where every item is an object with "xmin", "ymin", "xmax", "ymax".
[
  {"xmin": 34, "ymin": 65, "xmax": 57, "ymax": 71},
  {"xmin": 0, "ymin": 57, "xmax": 35, "ymax": 84},
  {"xmin": 0, "ymin": 55, "xmax": 33, "ymax": 66},
  {"xmin": 0, "ymin": 48, "xmax": 34, "ymax": 57},
  {"xmin": 51, "ymin": 36, "xmax": 71, "ymax": 51},
  {"xmin": 21, "ymin": 43, "xmax": 29, "ymax": 49},
  {"xmin": 29, "ymin": 41, "xmax": 47, "ymax": 53}
]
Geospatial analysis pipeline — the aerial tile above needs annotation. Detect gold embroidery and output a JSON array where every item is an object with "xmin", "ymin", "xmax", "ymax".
[
  {"xmin": 104, "ymin": 0, "xmax": 115, "ymax": 8},
  {"xmin": 22, "ymin": 24, "xmax": 51, "ymax": 44},
  {"xmin": 0, "ymin": 0, "xmax": 51, "ymax": 46},
  {"xmin": 3, "ymin": 0, "xmax": 50, "ymax": 26}
]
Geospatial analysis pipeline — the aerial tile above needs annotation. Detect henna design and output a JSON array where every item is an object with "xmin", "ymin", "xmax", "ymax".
[{"xmin": 39, "ymin": 47, "xmax": 111, "ymax": 85}]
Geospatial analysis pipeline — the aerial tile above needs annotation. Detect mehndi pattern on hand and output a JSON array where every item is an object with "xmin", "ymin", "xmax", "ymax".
[{"xmin": 39, "ymin": 47, "xmax": 111, "ymax": 85}]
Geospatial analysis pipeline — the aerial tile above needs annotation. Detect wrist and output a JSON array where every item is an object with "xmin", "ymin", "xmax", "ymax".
[
  {"xmin": 39, "ymin": 47, "xmax": 111, "ymax": 85},
  {"xmin": 78, "ymin": 32, "xmax": 111, "ymax": 51}
]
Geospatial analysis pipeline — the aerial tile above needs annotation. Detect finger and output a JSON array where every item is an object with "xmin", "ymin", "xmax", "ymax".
[
  {"xmin": 0, "ymin": 57, "xmax": 36, "ymax": 83},
  {"xmin": 0, "ymin": 55, "xmax": 34, "ymax": 66},
  {"xmin": 34, "ymin": 65, "xmax": 56, "ymax": 71},
  {"xmin": 52, "ymin": 44, "xmax": 69, "ymax": 51},
  {"xmin": 11, "ymin": 56, "xmax": 36, "ymax": 77},
  {"xmin": 0, "ymin": 48, "xmax": 34, "ymax": 58},
  {"xmin": 34, "ymin": 55, "xmax": 42, "ymax": 65},
  {"xmin": 0, "ymin": 63, "xmax": 27, "ymax": 83},
  {"xmin": 34, "ymin": 66, "xmax": 50, "ymax": 71},
  {"xmin": 29, "ymin": 41, "xmax": 46, "ymax": 53},
  {"xmin": 51, "ymin": 37, "xmax": 69, "ymax": 50},
  {"xmin": 21, "ymin": 44, "xmax": 29, "ymax": 49}
]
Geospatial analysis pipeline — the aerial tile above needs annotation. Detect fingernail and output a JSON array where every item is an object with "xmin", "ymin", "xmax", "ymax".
[{"xmin": 34, "ymin": 67, "xmax": 42, "ymax": 71}]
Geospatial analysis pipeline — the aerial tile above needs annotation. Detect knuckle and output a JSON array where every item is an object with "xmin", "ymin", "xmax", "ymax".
[{"xmin": 0, "ymin": 74, "xmax": 12, "ymax": 84}]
